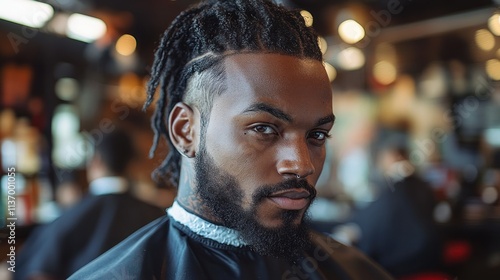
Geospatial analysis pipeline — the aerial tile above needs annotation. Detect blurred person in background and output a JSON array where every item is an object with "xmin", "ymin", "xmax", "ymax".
[
  {"xmin": 334, "ymin": 141, "xmax": 444, "ymax": 278},
  {"xmin": 15, "ymin": 128, "xmax": 164, "ymax": 280}
]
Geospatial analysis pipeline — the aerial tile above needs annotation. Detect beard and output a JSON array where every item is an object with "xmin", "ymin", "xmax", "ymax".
[{"xmin": 194, "ymin": 144, "xmax": 317, "ymax": 259}]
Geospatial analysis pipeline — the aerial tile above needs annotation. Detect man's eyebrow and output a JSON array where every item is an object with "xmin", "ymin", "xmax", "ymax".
[
  {"xmin": 316, "ymin": 114, "xmax": 336, "ymax": 127},
  {"xmin": 242, "ymin": 103, "xmax": 293, "ymax": 122}
]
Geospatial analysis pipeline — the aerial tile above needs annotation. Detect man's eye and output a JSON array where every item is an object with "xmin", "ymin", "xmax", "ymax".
[
  {"xmin": 309, "ymin": 131, "xmax": 330, "ymax": 141},
  {"xmin": 253, "ymin": 125, "xmax": 276, "ymax": 135}
]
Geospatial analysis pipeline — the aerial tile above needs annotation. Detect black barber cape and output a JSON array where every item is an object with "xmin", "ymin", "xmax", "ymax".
[
  {"xmin": 16, "ymin": 192, "xmax": 164, "ymax": 280},
  {"xmin": 69, "ymin": 202, "xmax": 393, "ymax": 280}
]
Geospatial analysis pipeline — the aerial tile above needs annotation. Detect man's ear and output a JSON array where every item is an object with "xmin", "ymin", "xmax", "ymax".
[{"xmin": 168, "ymin": 102, "xmax": 197, "ymax": 158}]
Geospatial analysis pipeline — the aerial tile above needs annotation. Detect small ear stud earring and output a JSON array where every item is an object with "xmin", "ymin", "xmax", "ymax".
[
  {"xmin": 179, "ymin": 148, "xmax": 195, "ymax": 158},
  {"xmin": 179, "ymin": 148, "xmax": 189, "ymax": 157},
  {"xmin": 296, "ymin": 174, "xmax": 301, "ymax": 179}
]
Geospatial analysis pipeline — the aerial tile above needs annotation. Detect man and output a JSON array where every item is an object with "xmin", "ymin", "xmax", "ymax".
[
  {"xmin": 360, "ymin": 145, "xmax": 443, "ymax": 277},
  {"xmin": 341, "ymin": 143, "xmax": 443, "ymax": 278},
  {"xmin": 16, "ymin": 129, "xmax": 164, "ymax": 280},
  {"xmin": 70, "ymin": 0, "xmax": 393, "ymax": 279}
]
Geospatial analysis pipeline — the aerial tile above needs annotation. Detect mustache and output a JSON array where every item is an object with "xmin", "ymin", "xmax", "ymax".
[{"xmin": 252, "ymin": 178, "xmax": 317, "ymax": 202}]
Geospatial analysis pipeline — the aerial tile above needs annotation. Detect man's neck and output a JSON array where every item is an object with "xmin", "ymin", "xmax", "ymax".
[{"xmin": 176, "ymin": 158, "xmax": 220, "ymax": 223}]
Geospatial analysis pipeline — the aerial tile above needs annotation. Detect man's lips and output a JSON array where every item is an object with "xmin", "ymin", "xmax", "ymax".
[{"xmin": 267, "ymin": 189, "xmax": 311, "ymax": 210}]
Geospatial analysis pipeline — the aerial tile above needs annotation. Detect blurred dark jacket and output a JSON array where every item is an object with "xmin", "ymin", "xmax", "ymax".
[
  {"xmin": 352, "ymin": 174, "xmax": 443, "ymax": 277},
  {"xmin": 15, "ymin": 185, "xmax": 164, "ymax": 280}
]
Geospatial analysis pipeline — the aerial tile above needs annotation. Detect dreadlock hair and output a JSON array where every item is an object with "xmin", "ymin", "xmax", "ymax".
[{"xmin": 144, "ymin": 0, "xmax": 323, "ymax": 187}]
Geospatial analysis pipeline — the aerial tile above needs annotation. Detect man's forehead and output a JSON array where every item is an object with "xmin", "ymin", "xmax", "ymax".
[
  {"xmin": 222, "ymin": 52, "xmax": 322, "ymax": 73},
  {"xmin": 207, "ymin": 53, "xmax": 333, "ymax": 123},
  {"xmin": 221, "ymin": 53, "xmax": 328, "ymax": 90}
]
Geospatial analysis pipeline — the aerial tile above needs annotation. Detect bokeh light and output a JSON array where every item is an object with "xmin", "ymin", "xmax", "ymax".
[{"xmin": 338, "ymin": 19, "xmax": 365, "ymax": 44}]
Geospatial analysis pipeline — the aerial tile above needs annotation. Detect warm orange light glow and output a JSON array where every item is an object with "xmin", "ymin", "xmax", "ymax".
[
  {"xmin": 486, "ymin": 59, "xmax": 500, "ymax": 80},
  {"xmin": 373, "ymin": 61, "xmax": 397, "ymax": 85},
  {"xmin": 116, "ymin": 34, "xmax": 137, "ymax": 56},
  {"xmin": 488, "ymin": 13, "xmax": 500, "ymax": 36},
  {"xmin": 475, "ymin": 29, "xmax": 495, "ymax": 51},
  {"xmin": 300, "ymin": 10, "xmax": 313, "ymax": 27},
  {"xmin": 338, "ymin": 20, "xmax": 365, "ymax": 44}
]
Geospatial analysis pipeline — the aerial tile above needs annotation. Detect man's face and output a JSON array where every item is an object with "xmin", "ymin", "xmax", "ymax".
[{"xmin": 195, "ymin": 53, "xmax": 334, "ymax": 257}]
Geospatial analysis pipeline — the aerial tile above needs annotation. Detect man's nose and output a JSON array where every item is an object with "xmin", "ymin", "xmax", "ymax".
[{"xmin": 276, "ymin": 138, "xmax": 315, "ymax": 179}]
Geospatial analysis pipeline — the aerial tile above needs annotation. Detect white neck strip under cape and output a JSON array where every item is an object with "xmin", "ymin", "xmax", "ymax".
[
  {"xmin": 89, "ymin": 176, "xmax": 128, "ymax": 195},
  {"xmin": 167, "ymin": 201, "xmax": 247, "ymax": 247}
]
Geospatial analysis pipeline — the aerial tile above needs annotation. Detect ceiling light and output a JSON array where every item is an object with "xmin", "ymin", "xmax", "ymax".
[
  {"xmin": 338, "ymin": 20, "xmax": 365, "ymax": 44},
  {"xmin": 300, "ymin": 10, "xmax": 313, "ymax": 27},
  {"xmin": 475, "ymin": 29, "xmax": 495, "ymax": 51},
  {"xmin": 67, "ymin": 13, "xmax": 106, "ymax": 43},
  {"xmin": 116, "ymin": 34, "xmax": 137, "ymax": 56},
  {"xmin": 488, "ymin": 13, "xmax": 500, "ymax": 36},
  {"xmin": 486, "ymin": 59, "xmax": 500, "ymax": 80},
  {"xmin": 373, "ymin": 60, "xmax": 397, "ymax": 85},
  {"xmin": 337, "ymin": 47, "xmax": 365, "ymax": 70},
  {"xmin": 318, "ymin": 36, "xmax": 328, "ymax": 55},
  {"xmin": 0, "ymin": 0, "xmax": 54, "ymax": 28}
]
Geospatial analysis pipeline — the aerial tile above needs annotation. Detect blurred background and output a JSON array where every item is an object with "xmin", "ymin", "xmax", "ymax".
[{"xmin": 1, "ymin": 0, "xmax": 500, "ymax": 279}]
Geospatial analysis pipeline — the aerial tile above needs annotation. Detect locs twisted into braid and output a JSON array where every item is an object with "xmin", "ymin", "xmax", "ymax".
[{"xmin": 144, "ymin": 0, "xmax": 323, "ymax": 187}]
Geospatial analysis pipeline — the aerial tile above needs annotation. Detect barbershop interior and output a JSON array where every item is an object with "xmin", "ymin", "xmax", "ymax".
[{"xmin": 1, "ymin": 0, "xmax": 500, "ymax": 279}]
